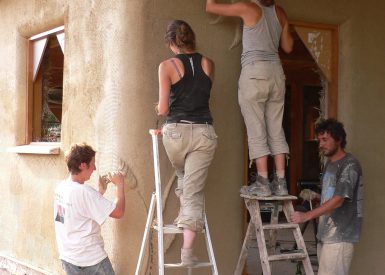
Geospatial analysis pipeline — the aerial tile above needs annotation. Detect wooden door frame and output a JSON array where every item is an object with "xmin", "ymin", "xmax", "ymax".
[
  {"xmin": 290, "ymin": 20, "xmax": 339, "ymax": 118},
  {"xmin": 287, "ymin": 21, "xmax": 339, "ymax": 196}
]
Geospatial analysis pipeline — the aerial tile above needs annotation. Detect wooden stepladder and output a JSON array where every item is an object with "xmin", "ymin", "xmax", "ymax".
[
  {"xmin": 135, "ymin": 129, "xmax": 219, "ymax": 275},
  {"xmin": 234, "ymin": 194, "xmax": 314, "ymax": 275}
]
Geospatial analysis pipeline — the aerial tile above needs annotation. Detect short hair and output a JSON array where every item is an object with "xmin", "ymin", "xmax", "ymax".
[
  {"xmin": 315, "ymin": 118, "xmax": 347, "ymax": 148},
  {"xmin": 164, "ymin": 20, "xmax": 196, "ymax": 51},
  {"xmin": 65, "ymin": 143, "xmax": 96, "ymax": 174}
]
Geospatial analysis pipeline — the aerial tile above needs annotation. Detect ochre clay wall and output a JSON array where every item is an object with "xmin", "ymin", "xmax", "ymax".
[
  {"xmin": 278, "ymin": 0, "xmax": 385, "ymax": 274},
  {"xmin": 1, "ymin": 0, "xmax": 384, "ymax": 274},
  {"xmin": 0, "ymin": 1, "xmax": 243, "ymax": 274}
]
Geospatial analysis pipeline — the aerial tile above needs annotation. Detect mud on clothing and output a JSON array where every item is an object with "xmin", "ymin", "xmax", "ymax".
[
  {"xmin": 317, "ymin": 153, "xmax": 363, "ymax": 243},
  {"xmin": 54, "ymin": 178, "xmax": 116, "ymax": 267},
  {"xmin": 316, "ymin": 153, "xmax": 363, "ymax": 275}
]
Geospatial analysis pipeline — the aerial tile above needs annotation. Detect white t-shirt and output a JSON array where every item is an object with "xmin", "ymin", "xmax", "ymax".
[{"xmin": 54, "ymin": 178, "xmax": 116, "ymax": 266}]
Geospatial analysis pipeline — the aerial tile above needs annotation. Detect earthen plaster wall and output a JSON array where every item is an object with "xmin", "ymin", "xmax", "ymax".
[
  {"xmin": 0, "ymin": 0, "xmax": 244, "ymax": 274},
  {"xmin": 1, "ymin": 0, "xmax": 385, "ymax": 274},
  {"xmin": 278, "ymin": 0, "xmax": 385, "ymax": 274}
]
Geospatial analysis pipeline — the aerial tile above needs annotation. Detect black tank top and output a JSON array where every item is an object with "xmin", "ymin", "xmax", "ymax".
[{"xmin": 166, "ymin": 53, "xmax": 213, "ymax": 124}]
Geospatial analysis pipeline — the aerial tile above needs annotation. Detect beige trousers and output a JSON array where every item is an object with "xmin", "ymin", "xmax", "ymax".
[
  {"xmin": 162, "ymin": 123, "xmax": 217, "ymax": 231},
  {"xmin": 238, "ymin": 61, "xmax": 289, "ymax": 160},
  {"xmin": 317, "ymin": 242, "xmax": 354, "ymax": 275}
]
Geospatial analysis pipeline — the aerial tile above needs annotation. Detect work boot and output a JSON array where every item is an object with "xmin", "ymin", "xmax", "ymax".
[
  {"xmin": 271, "ymin": 176, "xmax": 289, "ymax": 196},
  {"xmin": 181, "ymin": 248, "xmax": 199, "ymax": 267},
  {"xmin": 240, "ymin": 175, "xmax": 272, "ymax": 197}
]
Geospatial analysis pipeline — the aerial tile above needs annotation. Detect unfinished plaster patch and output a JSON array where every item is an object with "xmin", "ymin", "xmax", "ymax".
[
  {"xmin": 307, "ymin": 32, "xmax": 323, "ymax": 61},
  {"xmin": 295, "ymin": 26, "xmax": 333, "ymax": 81}
]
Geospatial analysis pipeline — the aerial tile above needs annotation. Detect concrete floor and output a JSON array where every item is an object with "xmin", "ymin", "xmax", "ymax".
[{"xmin": 245, "ymin": 217, "xmax": 319, "ymax": 275}]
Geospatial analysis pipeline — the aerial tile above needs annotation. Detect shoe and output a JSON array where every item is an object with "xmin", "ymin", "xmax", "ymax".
[
  {"xmin": 271, "ymin": 176, "xmax": 289, "ymax": 196},
  {"xmin": 181, "ymin": 248, "xmax": 199, "ymax": 267},
  {"xmin": 240, "ymin": 175, "xmax": 272, "ymax": 197}
]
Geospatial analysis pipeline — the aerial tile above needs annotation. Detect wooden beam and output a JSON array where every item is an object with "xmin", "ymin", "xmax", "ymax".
[{"xmin": 26, "ymin": 40, "xmax": 33, "ymax": 144}]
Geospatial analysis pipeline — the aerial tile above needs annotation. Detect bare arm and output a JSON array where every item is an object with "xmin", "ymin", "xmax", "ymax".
[
  {"xmin": 206, "ymin": 0, "xmax": 261, "ymax": 27},
  {"xmin": 276, "ymin": 6, "xmax": 293, "ymax": 53},
  {"xmin": 201, "ymin": 56, "xmax": 215, "ymax": 82},
  {"xmin": 290, "ymin": 195, "xmax": 345, "ymax": 223},
  {"xmin": 157, "ymin": 61, "xmax": 172, "ymax": 116},
  {"xmin": 109, "ymin": 172, "xmax": 125, "ymax": 219},
  {"xmin": 98, "ymin": 175, "xmax": 108, "ymax": 195}
]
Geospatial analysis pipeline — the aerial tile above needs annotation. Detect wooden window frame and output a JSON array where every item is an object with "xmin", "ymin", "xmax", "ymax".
[
  {"xmin": 26, "ymin": 26, "xmax": 64, "ymax": 145},
  {"xmin": 8, "ymin": 26, "xmax": 64, "ymax": 155}
]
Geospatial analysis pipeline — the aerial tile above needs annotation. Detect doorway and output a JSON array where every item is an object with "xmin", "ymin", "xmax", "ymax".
[{"xmin": 281, "ymin": 22, "xmax": 338, "ymax": 195}]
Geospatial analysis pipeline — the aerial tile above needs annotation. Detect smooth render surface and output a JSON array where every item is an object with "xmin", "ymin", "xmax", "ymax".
[
  {"xmin": 279, "ymin": 0, "xmax": 385, "ymax": 274},
  {"xmin": 0, "ymin": 1, "xmax": 243, "ymax": 274},
  {"xmin": 0, "ymin": 0, "xmax": 384, "ymax": 274}
]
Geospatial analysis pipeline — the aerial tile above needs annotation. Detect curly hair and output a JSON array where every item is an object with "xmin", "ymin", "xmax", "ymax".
[
  {"xmin": 65, "ymin": 143, "xmax": 96, "ymax": 174},
  {"xmin": 164, "ymin": 20, "xmax": 196, "ymax": 51},
  {"xmin": 315, "ymin": 118, "xmax": 347, "ymax": 148}
]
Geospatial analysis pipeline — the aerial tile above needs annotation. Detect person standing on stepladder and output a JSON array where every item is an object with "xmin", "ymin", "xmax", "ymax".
[
  {"xmin": 206, "ymin": 0, "xmax": 293, "ymax": 196},
  {"xmin": 156, "ymin": 20, "xmax": 218, "ymax": 266}
]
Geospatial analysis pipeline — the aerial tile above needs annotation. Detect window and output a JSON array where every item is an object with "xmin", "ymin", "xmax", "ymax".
[{"xmin": 26, "ymin": 26, "xmax": 65, "ymax": 143}]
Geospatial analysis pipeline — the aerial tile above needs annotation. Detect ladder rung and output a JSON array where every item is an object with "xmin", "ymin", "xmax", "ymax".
[
  {"xmin": 164, "ymin": 262, "xmax": 213, "ymax": 269},
  {"xmin": 153, "ymin": 224, "xmax": 205, "ymax": 234},
  {"xmin": 241, "ymin": 194, "xmax": 297, "ymax": 201},
  {"xmin": 268, "ymin": 252, "xmax": 307, "ymax": 261},
  {"xmin": 263, "ymin": 223, "xmax": 298, "ymax": 230}
]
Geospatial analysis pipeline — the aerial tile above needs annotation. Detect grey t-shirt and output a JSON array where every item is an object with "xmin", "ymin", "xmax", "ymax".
[{"xmin": 317, "ymin": 153, "xmax": 363, "ymax": 243}]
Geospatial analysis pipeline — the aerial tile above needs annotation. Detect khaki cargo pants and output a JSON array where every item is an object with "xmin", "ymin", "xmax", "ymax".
[
  {"xmin": 162, "ymin": 123, "xmax": 217, "ymax": 231},
  {"xmin": 238, "ymin": 61, "xmax": 289, "ymax": 160}
]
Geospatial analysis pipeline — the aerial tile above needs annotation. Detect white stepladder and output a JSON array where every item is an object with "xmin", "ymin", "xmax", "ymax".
[{"xmin": 135, "ymin": 129, "xmax": 219, "ymax": 275}]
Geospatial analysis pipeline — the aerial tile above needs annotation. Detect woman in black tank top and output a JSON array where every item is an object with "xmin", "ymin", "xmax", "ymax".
[{"xmin": 156, "ymin": 20, "xmax": 218, "ymax": 266}]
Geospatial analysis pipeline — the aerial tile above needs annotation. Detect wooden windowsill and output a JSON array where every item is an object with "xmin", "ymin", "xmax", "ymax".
[{"xmin": 7, "ymin": 142, "xmax": 61, "ymax": 155}]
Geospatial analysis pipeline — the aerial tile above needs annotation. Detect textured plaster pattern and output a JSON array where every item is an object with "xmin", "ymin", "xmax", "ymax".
[{"xmin": 1, "ymin": 0, "xmax": 244, "ymax": 275}]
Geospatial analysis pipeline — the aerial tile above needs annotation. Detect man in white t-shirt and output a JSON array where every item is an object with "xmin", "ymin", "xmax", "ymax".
[{"xmin": 54, "ymin": 143, "xmax": 125, "ymax": 275}]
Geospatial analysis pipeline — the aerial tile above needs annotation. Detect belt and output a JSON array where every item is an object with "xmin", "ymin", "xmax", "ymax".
[{"xmin": 166, "ymin": 119, "xmax": 212, "ymax": 125}]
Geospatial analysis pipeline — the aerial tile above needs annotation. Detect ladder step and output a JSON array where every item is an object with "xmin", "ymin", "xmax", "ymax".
[
  {"xmin": 164, "ymin": 262, "xmax": 212, "ymax": 269},
  {"xmin": 263, "ymin": 223, "xmax": 298, "ymax": 230},
  {"xmin": 268, "ymin": 252, "xmax": 307, "ymax": 262},
  {"xmin": 241, "ymin": 194, "xmax": 297, "ymax": 201},
  {"xmin": 153, "ymin": 224, "xmax": 205, "ymax": 234}
]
